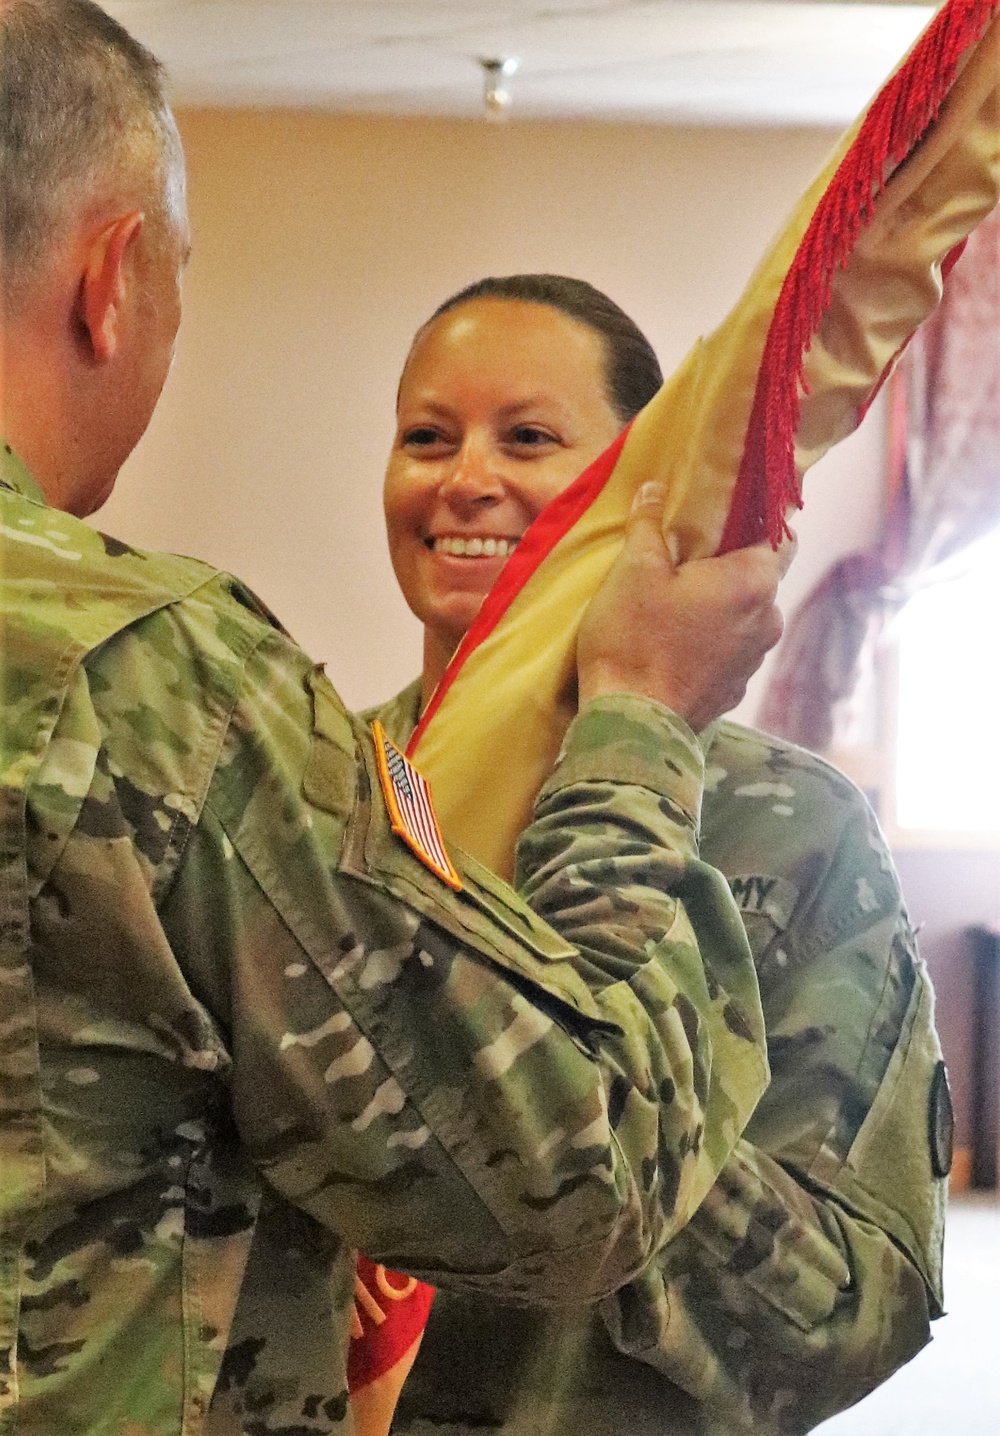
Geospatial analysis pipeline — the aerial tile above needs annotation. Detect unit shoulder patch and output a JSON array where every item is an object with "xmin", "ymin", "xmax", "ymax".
[{"xmin": 928, "ymin": 1059, "xmax": 954, "ymax": 1180}]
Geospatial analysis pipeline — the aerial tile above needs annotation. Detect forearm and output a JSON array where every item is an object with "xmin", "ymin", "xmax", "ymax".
[{"xmin": 517, "ymin": 696, "xmax": 770, "ymax": 1252}]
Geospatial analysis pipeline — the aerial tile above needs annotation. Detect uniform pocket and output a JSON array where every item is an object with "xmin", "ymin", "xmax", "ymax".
[
  {"xmin": 686, "ymin": 1142, "xmax": 851, "ymax": 1334},
  {"xmin": 825, "ymin": 972, "xmax": 947, "ymax": 1312}
]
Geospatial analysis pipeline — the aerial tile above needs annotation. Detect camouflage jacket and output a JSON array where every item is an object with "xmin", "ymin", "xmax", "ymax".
[
  {"xmin": 0, "ymin": 444, "xmax": 772, "ymax": 1435},
  {"xmin": 369, "ymin": 681, "xmax": 950, "ymax": 1436}
]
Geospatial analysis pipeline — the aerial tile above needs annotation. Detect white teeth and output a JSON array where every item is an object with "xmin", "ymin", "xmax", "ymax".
[{"xmin": 431, "ymin": 536, "xmax": 518, "ymax": 557}]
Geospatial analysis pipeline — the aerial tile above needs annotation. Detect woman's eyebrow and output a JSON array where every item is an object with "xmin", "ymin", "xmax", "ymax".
[
  {"xmin": 401, "ymin": 400, "xmax": 456, "ymax": 419},
  {"xmin": 401, "ymin": 395, "xmax": 571, "ymax": 422},
  {"xmin": 496, "ymin": 396, "xmax": 569, "ymax": 420}
]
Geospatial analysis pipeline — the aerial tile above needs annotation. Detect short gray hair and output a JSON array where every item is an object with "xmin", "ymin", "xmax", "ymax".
[{"xmin": 0, "ymin": 0, "xmax": 184, "ymax": 302}]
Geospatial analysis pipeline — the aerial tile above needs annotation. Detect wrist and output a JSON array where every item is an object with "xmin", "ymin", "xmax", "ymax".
[
  {"xmin": 578, "ymin": 666, "xmax": 687, "ymax": 715},
  {"xmin": 544, "ymin": 694, "xmax": 704, "ymax": 825}
]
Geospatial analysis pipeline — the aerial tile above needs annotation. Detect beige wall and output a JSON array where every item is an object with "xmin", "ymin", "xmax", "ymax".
[{"xmin": 100, "ymin": 110, "xmax": 886, "ymax": 715}]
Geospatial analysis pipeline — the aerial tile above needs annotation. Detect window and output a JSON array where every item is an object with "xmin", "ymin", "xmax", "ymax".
[{"xmin": 893, "ymin": 527, "xmax": 1000, "ymax": 835}]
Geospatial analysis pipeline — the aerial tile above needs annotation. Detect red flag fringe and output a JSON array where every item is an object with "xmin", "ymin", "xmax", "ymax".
[{"xmin": 718, "ymin": 0, "xmax": 1000, "ymax": 555}]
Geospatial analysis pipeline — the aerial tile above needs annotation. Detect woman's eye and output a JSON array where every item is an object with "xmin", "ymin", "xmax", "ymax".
[
  {"xmin": 403, "ymin": 427, "xmax": 446, "ymax": 448},
  {"xmin": 510, "ymin": 426, "xmax": 557, "ymax": 447}
]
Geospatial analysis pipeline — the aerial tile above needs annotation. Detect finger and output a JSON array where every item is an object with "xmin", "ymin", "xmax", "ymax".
[
  {"xmin": 776, "ymin": 530, "xmax": 798, "ymax": 576},
  {"xmin": 756, "ymin": 602, "xmax": 785, "ymax": 652},
  {"xmin": 739, "ymin": 538, "xmax": 795, "ymax": 591},
  {"xmin": 630, "ymin": 481, "xmax": 666, "ymax": 517},
  {"xmin": 624, "ymin": 482, "xmax": 676, "ymax": 566}
]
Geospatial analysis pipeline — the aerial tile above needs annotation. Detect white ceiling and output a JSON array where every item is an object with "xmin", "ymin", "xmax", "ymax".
[{"xmin": 106, "ymin": 0, "xmax": 936, "ymax": 126}]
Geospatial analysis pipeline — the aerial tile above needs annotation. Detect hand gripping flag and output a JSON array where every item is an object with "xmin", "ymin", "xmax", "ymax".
[
  {"xmin": 408, "ymin": 0, "xmax": 1000, "ymax": 883},
  {"xmin": 348, "ymin": 7, "xmax": 1000, "ymax": 1434}
]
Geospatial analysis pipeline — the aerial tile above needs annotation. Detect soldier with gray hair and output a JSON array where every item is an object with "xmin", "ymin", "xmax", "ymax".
[{"xmin": 0, "ymin": 2, "xmax": 793, "ymax": 1431}]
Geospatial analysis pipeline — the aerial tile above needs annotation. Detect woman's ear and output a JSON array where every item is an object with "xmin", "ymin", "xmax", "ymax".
[{"xmin": 75, "ymin": 210, "xmax": 144, "ymax": 363}]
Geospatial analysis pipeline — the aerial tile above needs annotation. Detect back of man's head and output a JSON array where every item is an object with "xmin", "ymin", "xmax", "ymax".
[{"xmin": 0, "ymin": 0, "xmax": 184, "ymax": 313}]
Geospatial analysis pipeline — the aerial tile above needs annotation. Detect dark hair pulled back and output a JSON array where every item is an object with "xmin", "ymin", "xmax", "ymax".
[{"xmin": 427, "ymin": 274, "xmax": 663, "ymax": 424}]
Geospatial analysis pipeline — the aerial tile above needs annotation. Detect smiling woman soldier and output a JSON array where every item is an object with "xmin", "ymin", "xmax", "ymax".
[{"xmin": 365, "ymin": 273, "xmax": 952, "ymax": 1436}]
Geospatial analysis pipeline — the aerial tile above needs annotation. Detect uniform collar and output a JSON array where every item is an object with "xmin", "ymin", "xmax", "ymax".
[
  {"xmin": 0, "ymin": 441, "xmax": 47, "ymax": 506},
  {"xmin": 700, "ymin": 718, "xmax": 722, "ymax": 756}
]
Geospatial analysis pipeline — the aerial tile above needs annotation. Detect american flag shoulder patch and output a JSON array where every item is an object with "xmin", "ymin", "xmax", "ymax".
[{"xmin": 371, "ymin": 721, "xmax": 462, "ymax": 891}]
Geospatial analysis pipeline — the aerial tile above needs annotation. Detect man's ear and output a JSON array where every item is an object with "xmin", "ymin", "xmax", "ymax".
[{"xmin": 75, "ymin": 211, "xmax": 145, "ymax": 363}]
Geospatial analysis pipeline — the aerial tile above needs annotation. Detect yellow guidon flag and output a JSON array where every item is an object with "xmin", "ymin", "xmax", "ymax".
[{"xmin": 408, "ymin": 0, "xmax": 1000, "ymax": 883}]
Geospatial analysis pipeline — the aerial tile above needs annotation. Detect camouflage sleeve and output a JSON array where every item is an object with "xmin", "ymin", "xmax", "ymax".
[
  {"xmin": 597, "ymin": 768, "xmax": 943, "ymax": 1432},
  {"xmin": 515, "ymin": 696, "xmax": 770, "ymax": 1229},
  {"xmin": 168, "ymin": 662, "xmax": 768, "ymax": 1306}
]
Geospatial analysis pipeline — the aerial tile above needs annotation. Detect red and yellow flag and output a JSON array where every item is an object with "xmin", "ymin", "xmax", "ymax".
[{"xmin": 409, "ymin": 0, "xmax": 1000, "ymax": 881}]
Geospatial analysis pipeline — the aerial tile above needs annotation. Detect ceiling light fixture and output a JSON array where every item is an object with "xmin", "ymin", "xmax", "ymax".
[{"xmin": 479, "ymin": 57, "xmax": 519, "ymax": 119}]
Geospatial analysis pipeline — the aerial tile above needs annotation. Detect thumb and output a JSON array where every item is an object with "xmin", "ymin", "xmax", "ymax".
[{"xmin": 625, "ymin": 482, "xmax": 677, "ymax": 565}]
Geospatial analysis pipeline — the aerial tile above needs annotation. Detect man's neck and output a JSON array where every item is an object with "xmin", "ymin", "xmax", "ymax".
[
  {"xmin": 1, "ymin": 323, "xmax": 68, "ymax": 508},
  {"xmin": 0, "ymin": 347, "xmax": 112, "ymax": 515}
]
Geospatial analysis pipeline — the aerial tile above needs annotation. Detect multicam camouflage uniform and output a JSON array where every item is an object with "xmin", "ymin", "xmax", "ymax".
[
  {"xmin": 369, "ymin": 680, "xmax": 951, "ymax": 1435},
  {"xmin": 1, "ymin": 444, "xmax": 772, "ymax": 1435}
]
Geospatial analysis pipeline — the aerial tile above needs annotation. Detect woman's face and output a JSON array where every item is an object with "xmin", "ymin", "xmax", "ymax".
[{"xmin": 384, "ymin": 298, "xmax": 623, "ymax": 662}]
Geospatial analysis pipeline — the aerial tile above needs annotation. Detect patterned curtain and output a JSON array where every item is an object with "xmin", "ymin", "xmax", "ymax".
[{"xmin": 759, "ymin": 205, "xmax": 1000, "ymax": 752}]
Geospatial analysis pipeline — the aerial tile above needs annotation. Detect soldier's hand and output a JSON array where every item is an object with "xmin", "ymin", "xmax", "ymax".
[{"xmin": 577, "ymin": 483, "xmax": 794, "ymax": 731}]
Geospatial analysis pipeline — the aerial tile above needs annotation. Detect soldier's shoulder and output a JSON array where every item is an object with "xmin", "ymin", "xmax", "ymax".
[
  {"xmin": 701, "ymin": 720, "xmax": 897, "ymax": 924},
  {"xmin": 705, "ymin": 720, "xmax": 904, "ymax": 953},
  {"xmin": 70, "ymin": 541, "xmax": 311, "ymax": 761},
  {"xmin": 0, "ymin": 487, "xmax": 214, "ymax": 592},
  {"xmin": 2, "ymin": 486, "xmax": 292, "ymax": 648},
  {"xmin": 708, "ymin": 719, "xmax": 874, "ymax": 820},
  {"xmin": 210, "ymin": 574, "xmax": 294, "ymax": 638}
]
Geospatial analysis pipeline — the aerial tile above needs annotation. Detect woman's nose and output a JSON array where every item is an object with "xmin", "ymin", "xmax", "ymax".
[{"xmin": 439, "ymin": 440, "xmax": 505, "ymax": 508}]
